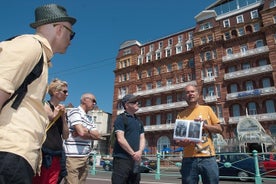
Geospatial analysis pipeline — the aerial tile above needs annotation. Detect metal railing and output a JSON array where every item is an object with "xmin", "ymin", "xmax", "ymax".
[{"xmin": 89, "ymin": 151, "xmax": 276, "ymax": 183}]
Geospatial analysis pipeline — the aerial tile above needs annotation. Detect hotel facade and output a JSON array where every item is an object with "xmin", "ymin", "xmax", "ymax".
[{"xmin": 111, "ymin": 0, "xmax": 276, "ymax": 154}]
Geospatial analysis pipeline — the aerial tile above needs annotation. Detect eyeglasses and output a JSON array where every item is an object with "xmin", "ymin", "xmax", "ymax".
[
  {"xmin": 128, "ymin": 101, "xmax": 138, "ymax": 104},
  {"xmin": 61, "ymin": 90, "xmax": 68, "ymax": 94},
  {"xmin": 53, "ymin": 24, "xmax": 75, "ymax": 40},
  {"xmin": 86, "ymin": 97, "xmax": 97, "ymax": 105}
]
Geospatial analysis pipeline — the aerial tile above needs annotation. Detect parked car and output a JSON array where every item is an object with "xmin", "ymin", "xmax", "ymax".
[
  {"xmin": 217, "ymin": 153, "xmax": 266, "ymax": 181},
  {"xmin": 259, "ymin": 153, "xmax": 276, "ymax": 177},
  {"xmin": 103, "ymin": 156, "xmax": 157, "ymax": 173}
]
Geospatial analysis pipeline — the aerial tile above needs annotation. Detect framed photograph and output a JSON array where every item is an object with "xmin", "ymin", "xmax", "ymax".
[{"xmin": 173, "ymin": 119, "xmax": 203, "ymax": 142}]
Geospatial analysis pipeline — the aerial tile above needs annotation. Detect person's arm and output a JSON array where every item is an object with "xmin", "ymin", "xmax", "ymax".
[
  {"xmin": 203, "ymin": 123, "xmax": 222, "ymax": 134},
  {"xmin": 61, "ymin": 113, "xmax": 69, "ymax": 139},
  {"xmin": 132, "ymin": 133, "xmax": 145, "ymax": 161},
  {"xmin": 73, "ymin": 124, "xmax": 100, "ymax": 140},
  {"xmin": 0, "ymin": 90, "xmax": 10, "ymax": 111},
  {"xmin": 116, "ymin": 131, "xmax": 136, "ymax": 156}
]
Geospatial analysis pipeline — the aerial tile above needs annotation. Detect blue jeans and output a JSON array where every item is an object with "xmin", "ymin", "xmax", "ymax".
[{"xmin": 180, "ymin": 157, "xmax": 219, "ymax": 184}]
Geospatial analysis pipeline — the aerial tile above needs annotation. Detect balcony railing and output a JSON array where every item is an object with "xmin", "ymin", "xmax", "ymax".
[
  {"xmin": 133, "ymin": 81, "xmax": 196, "ymax": 97},
  {"xmin": 202, "ymin": 76, "xmax": 216, "ymax": 83},
  {"xmin": 203, "ymin": 95, "xmax": 218, "ymax": 103},
  {"xmin": 226, "ymin": 87, "xmax": 276, "ymax": 101},
  {"xmin": 144, "ymin": 123, "xmax": 175, "ymax": 132},
  {"xmin": 224, "ymin": 65, "xmax": 272, "ymax": 80},
  {"xmin": 228, "ymin": 112, "xmax": 276, "ymax": 124},
  {"xmin": 222, "ymin": 46, "xmax": 269, "ymax": 62},
  {"xmin": 116, "ymin": 100, "xmax": 188, "ymax": 115}
]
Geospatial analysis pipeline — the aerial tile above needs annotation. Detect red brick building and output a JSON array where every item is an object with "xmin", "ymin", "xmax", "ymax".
[{"xmin": 112, "ymin": 0, "xmax": 276, "ymax": 154}]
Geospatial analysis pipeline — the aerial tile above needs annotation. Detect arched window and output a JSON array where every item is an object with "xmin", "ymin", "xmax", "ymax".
[
  {"xmin": 157, "ymin": 136, "xmax": 171, "ymax": 152},
  {"xmin": 265, "ymin": 100, "xmax": 275, "ymax": 113},
  {"xmin": 247, "ymin": 102, "xmax": 257, "ymax": 115},
  {"xmin": 261, "ymin": 78, "xmax": 271, "ymax": 88},
  {"xmin": 232, "ymin": 104, "xmax": 240, "ymax": 117}
]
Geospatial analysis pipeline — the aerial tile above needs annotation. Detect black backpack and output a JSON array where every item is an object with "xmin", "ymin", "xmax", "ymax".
[{"xmin": 2, "ymin": 36, "xmax": 44, "ymax": 110}]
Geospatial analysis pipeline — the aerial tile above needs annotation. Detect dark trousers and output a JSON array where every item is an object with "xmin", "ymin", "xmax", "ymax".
[
  {"xmin": 111, "ymin": 157, "xmax": 140, "ymax": 184},
  {"xmin": 0, "ymin": 151, "xmax": 34, "ymax": 184}
]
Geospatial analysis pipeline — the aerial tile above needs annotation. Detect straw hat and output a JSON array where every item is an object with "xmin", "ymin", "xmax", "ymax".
[{"xmin": 30, "ymin": 4, "xmax": 76, "ymax": 28}]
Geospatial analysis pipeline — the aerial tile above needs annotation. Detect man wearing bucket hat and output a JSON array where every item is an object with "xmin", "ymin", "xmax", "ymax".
[
  {"xmin": 112, "ymin": 94, "xmax": 145, "ymax": 184},
  {"xmin": 0, "ymin": 4, "xmax": 76, "ymax": 184}
]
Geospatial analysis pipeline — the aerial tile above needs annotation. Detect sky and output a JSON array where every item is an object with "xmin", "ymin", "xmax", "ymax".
[{"xmin": 0, "ymin": 0, "xmax": 214, "ymax": 113}]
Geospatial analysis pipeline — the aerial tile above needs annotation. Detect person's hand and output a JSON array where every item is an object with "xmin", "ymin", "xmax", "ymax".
[
  {"xmin": 175, "ymin": 139, "xmax": 196, "ymax": 147},
  {"xmin": 90, "ymin": 129, "xmax": 101, "ymax": 140}
]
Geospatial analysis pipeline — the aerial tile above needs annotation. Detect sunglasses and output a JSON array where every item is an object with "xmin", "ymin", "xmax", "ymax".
[
  {"xmin": 86, "ymin": 97, "xmax": 97, "ymax": 105},
  {"xmin": 61, "ymin": 90, "xmax": 68, "ymax": 94},
  {"xmin": 128, "ymin": 101, "xmax": 138, "ymax": 104},
  {"xmin": 53, "ymin": 24, "xmax": 76, "ymax": 40}
]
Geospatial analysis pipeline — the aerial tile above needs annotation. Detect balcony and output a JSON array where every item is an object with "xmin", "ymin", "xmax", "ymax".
[
  {"xmin": 117, "ymin": 100, "xmax": 188, "ymax": 115},
  {"xmin": 202, "ymin": 76, "xmax": 216, "ymax": 83},
  {"xmin": 144, "ymin": 123, "xmax": 175, "ymax": 132},
  {"xmin": 228, "ymin": 112, "xmax": 276, "ymax": 124},
  {"xmin": 203, "ymin": 95, "xmax": 218, "ymax": 103},
  {"xmin": 133, "ymin": 80, "xmax": 197, "ymax": 97},
  {"xmin": 224, "ymin": 65, "xmax": 272, "ymax": 80},
  {"xmin": 222, "ymin": 46, "xmax": 269, "ymax": 63},
  {"xmin": 226, "ymin": 87, "xmax": 276, "ymax": 101}
]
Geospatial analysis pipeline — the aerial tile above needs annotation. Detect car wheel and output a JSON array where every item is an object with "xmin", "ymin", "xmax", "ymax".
[
  {"xmin": 104, "ymin": 164, "xmax": 111, "ymax": 171},
  {"xmin": 237, "ymin": 171, "xmax": 249, "ymax": 181}
]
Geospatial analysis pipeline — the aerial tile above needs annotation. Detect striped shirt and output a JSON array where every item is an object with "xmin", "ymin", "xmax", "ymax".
[{"xmin": 63, "ymin": 106, "xmax": 96, "ymax": 157}]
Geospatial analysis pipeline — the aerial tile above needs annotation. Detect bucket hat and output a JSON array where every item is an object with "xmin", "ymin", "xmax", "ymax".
[{"xmin": 30, "ymin": 4, "xmax": 76, "ymax": 28}]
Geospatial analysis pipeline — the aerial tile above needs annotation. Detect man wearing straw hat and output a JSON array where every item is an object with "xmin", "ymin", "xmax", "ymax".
[{"xmin": 0, "ymin": 4, "xmax": 76, "ymax": 184}]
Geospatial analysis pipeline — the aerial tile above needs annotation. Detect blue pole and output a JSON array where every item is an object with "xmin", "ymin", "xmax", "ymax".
[
  {"xmin": 90, "ymin": 153, "xmax": 97, "ymax": 175},
  {"xmin": 252, "ymin": 150, "xmax": 262, "ymax": 184},
  {"xmin": 155, "ymin": 152, "xmax": 161, "ymax": 180}
]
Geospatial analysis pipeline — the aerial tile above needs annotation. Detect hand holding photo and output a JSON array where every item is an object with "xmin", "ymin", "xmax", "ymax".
[{"xmin": 173, "ymin": 119, "xmax": 203, "ymax": 142}]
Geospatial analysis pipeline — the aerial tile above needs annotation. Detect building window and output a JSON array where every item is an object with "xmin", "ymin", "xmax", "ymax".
[
  {"xmin": 167, "ymin": 64, "xmax": 172, "ymax": 72},
  {"xmin": 137, "ymin": 85, "xmax": 142, "ymax": 91},
  {"xmin": 156, "ymin": 80, "xmax": 162, "ymax": 88},
  {"xmin": 141, "ymin": 47, "xmax": 145, "ymax": 55},
  {"xmin": 146, "ymin": 99, "xmax": 151, "ymax": 106},
  {"xmin": 178, "ymin": 35, "xmax": 183, "ymax": 43},
  {"xmin": 223, "ymin": 19, "xmax": 230, "ymax": 28},
  {"xmin": 167, "ymin": 95, "xmax": 172, "ymax": 103},
  {"xmin": 253, "ymin": 23, "xmax": 260, "ymax": 32},
  {"xmin": 201, "ymin": 36, "xmax": 207, "ymax": 44},
  {"xmin": 159, "ymin": 41, "xmax": 163, "ymax": 49},
  {"xmin": 230, "ymin": 84, "xmax": 238, "ymax": 93},
  {"xmin": 146, "ymin": 115, "xmax": 151, "ymax": 126},
  {"xmin": 166, "ymin": 49, "xmax": 171, "ymax": 57},
  {"xmin": 149, "ymin": 44, "xmax": 154, "ymax": 52},
  {"xmin": 247, "ymin": 102, "xmax": 257, "ymax": 115},
  {"xmin": 166, "ymin": 113, "xmax": 172, "ymax": 124},
  {"xmin": 262, "ymin": 78, "xmax": 271, "ymax": 88},
  {"xmin": 147, "ymin": 69, "xmax": 152, "ymax": 77},
  {"xmin": 232, "ymin": 104, "xmax": 240, "ymax": 117},
  {"xmin": 206, "ymin": 51, "xmax": 212, "ymax": 61},
  {"xmin": 270, "ymin": 0, "xmax": 276, "ymax": 8},
  {"xmin": 200, "ymin": 22, "xmax": 213, "ymax": 31},
  {"xmin": 146, "ymin": 54, "xmax": 151, "ymax": 62},
  {"xmin": 258, "ymin": 59, "xmax": 267, "ymax": 66},
  {"xmin": 238, "ymin": 27, "xmax": 245, "ymax": 36},
  {"xmin": 168, "ymin": 38, "xmax": 173, "ymax": 46},
  {"xmin": 240, "ymin": 44, "xmax": 248, "ymax": 53},
  {"xmin": 245, "ymin": 81, "xmax": 254, "ymax": 90},
  {"xmin": 137, "ymin": 71, "xmax": 142, "ymax": 79},
  {"xmin": 156, "ymin": 114, "xmax": 161, "ymax": 125},
  {"xmin": 177, "ymin": 61, "xmax": 183, "ymax": 70},
  {"xmin": 224, "ymin": 32, "xmax": 231, "ymax": 40},
  {"xmin": 156, "ymin": 66, "xmax": 161, "ymax": 75},
  {"xmin": 250, "ymin": 10, "xmax": 259, "ymax": 19},
  {"xmin": 236, "ymin": 15, "xmax": 244, "ymax": 24},
  {"xmin": 156, "ymin": 97, "xmax": 161, "ymax": 105},
  {"xmin": 255, "ymin": 40, "xmax": 264, "ymax": 48},
  {"xmin": 265, "ymin": 100, "xmax": 275, "ymax": 113},
  {"xmin": 138, "ymin": 56, "xmax": 143, "ymax": 65},
  {"xmin": 146, "ymin": 83, "xmax": 152, "ymax": 90},
  {"xmin": 176, "ymin": 46, "xmax": 182, "ymax": 54},
  {"xmin": 228, "ymin": 66, "xmax": 236, "ymax": 72},
  {"xmin": 156, "ymin": 51, "xmax": 161, "ymax": 60},
  {"xmin": 226, "ymin": 48, "xmax": 233, "ymax": 55},
  {"xmin": 167, "ymin": 79, "xmax": 173, "ymax": 86},
  {"xmin": 242, "ymin": 62, "xmax": 250, "ymax": 69}
]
